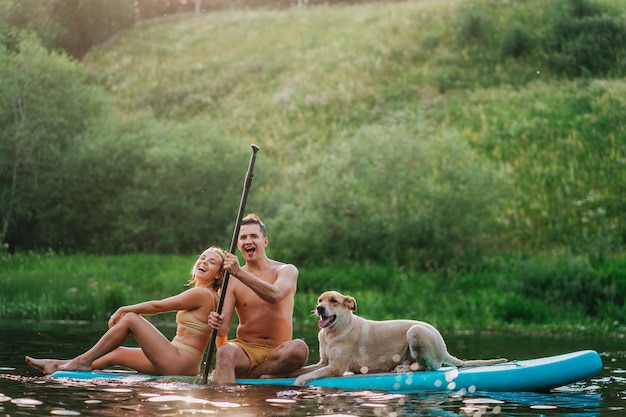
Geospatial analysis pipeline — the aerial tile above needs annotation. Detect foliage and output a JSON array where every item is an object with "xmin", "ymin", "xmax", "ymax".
[
  {"xmin": 547, "ymin": 0, "xmax": 626, "ymax": 77},
  {"xmin": 495, "ymin": 255, "xmax": 616, "ymax": 317},
  {"xmin": 2, "ymin": 252, "xmax": 625, "ymax": 337},
  {"xmin": 447, "ymin": 81, "xmax": 626, "ymax": 257},
  {"xmin": 0, "ymin": 34, "xmax": 249, "ymax": 253},
  {"xmin": 452, "ymin": 0, "xmax": 626, "ymax": 84},
  {"xmin": 76, "ymin": 117, "xmax": 248, "ymax": 253},
  {"xmin": 0, "ymin": 35, "xmax": 108, "ymax": 250},
  {"xmin": 49, "ymin": 0, "xmax": 136, "ymax": 58},
  {"xmin": 0, "ymin": 0, "xmax": 136, "ymax": 58},
  {"xmin": 0, "ymin": 0, "xmax": 625, "ymax": 272},
  {"xmin": 0, "ymin": 252, "xmax": 193, "ymax": 320},
  {"xmin": 271, "ymin": 119, "xmax": 511, "ymax": 270}
]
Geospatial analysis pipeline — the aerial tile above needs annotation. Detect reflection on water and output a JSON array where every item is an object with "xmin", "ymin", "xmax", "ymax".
[
  {"xmin": 0, "ymin": 319, "xmax": 624, "ymax": 416},
  {"xmin": 0, "ymin": 375, "xmax": 609, "ymax": 417}
]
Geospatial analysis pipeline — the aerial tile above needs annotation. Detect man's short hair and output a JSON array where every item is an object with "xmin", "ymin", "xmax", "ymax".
[{"xmin": 241, "ymin": 213, "xmax": 267, "ymax": 237}]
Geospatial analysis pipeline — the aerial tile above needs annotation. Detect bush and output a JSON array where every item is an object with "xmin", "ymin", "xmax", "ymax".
[
  {"xmin": 299, "ymin": 263, "xmax": 388, "ymax": 294},
  {"xmin": 271, "ymin": 119, "xmax": 511, "ymax": 270},
  {"xmin": 493, "ymin": 293, "xmax": 552, "ymax": 324},
  {"xmin": 548, "ymin": 9, "xmax": 626, "ymax": 77},
  {"xmin": 0, "ymin": 35, "xmax": 110, "ymax": 251},
  {"xmin": 501, "ymin": 255, "xmax": 616, "ymax": 316},
  {"xmin": 452, "ymin": 0, "xmax": 626, "ymax": 84},
  {"xmin": 1, "ymin": 0, "xmax": 137, "ymax": 58},
  {"xmin": 501, "ymin": 25, "xmax": 535, "ymax": 59}
]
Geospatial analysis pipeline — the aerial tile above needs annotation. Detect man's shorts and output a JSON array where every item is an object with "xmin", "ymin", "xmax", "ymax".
[{"xmin": 228, "ymin": 338, "xmax": 277, "ymax": 373}]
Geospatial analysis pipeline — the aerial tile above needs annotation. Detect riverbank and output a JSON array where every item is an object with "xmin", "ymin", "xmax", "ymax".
[{"xmin": 1, "ymin": 252, "xmax": 624, "ymax": 336}]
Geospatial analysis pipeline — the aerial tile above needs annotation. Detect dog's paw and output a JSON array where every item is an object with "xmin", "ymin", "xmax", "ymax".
[
  {"xmin": 393, "ymin": 363, "xmax": 421, "ymax": 373},
  {"xmin": 392, "ymin": 364, "xmax": 410, "ymax": 373}
]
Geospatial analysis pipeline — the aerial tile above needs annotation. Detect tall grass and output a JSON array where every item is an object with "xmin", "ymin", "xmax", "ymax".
[
  {"xmin": 0, "ymin": 252, "xmax": 191, "ymax": 320},
  {"xmin": 3, "ymin": 252, "xmax": 624, "ymax": 336}
]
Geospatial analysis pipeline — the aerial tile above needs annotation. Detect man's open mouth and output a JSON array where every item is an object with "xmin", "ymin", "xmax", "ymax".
[
  {"xmin": 244, "ymin": 247, "xmax": 256, "ymax": 255},
  {"xmin": 318, "ymin": 314, "xmax": 337, "ymax": 329}
]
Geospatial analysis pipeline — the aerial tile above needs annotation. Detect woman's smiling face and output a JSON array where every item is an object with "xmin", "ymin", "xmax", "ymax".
[{"xmin": 193, "ymin": 249, "xmax": 223, "ymax": 283}]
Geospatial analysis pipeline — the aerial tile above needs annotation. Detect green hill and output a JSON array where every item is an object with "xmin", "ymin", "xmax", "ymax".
[
  {"xmin": 2, "ymin": 0, "xmax": 625, "ymax": 268},
  {"xmin": 81, "ymin": 0, "xmax": 626, "ymax": 268}
]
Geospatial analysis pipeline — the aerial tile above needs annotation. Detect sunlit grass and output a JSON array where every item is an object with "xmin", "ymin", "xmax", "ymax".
[
  {"xmin": 4, "ymin": 252, "xmax": 623, "ymax": 336},
  {"xmin": 86, "ymin": 1, "xmax": 459, "ymax": 152},
  {"xmin": 0, "ymin": 252, "xmax": 192, "ymax": 320}
]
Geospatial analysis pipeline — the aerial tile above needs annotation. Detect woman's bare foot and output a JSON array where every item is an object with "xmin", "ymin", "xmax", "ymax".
[
  {"xmin": 57, "ymin": 357, "xmax": 93, "ymax": 372},
  {"xmin": 25, "ymin": 356, "xmax": 70, "ymax": 374}
]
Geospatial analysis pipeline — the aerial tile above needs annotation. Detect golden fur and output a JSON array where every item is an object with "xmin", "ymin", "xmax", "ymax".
[{"xmin": 290, "ymin": 291, "xmax": 507, "ymax": 386}]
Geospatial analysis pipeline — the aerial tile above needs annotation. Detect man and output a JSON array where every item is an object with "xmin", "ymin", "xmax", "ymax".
[{"xmin": 208, "ymin": 213, "xmax": 309, "ymax": 385}]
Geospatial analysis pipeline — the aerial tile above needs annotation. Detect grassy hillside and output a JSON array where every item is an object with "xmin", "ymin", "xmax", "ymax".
[
  {"xmin": 82, "ymin": 0, "xmax": 626, "ymax": 268},
  {"xmin": 86, "ymin": 0, "xmax": 626, "ymax": 143}
]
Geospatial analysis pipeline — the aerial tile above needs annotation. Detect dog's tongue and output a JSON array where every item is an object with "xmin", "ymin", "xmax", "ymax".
[{"xmin": 318, "ymin": 317, "xmax": 332, "ymax": 328}]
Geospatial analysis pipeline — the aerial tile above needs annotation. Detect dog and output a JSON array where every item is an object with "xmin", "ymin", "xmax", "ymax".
[{"xmin": 290, "ymin": 291, "xmax": 507, "ymax": 386}]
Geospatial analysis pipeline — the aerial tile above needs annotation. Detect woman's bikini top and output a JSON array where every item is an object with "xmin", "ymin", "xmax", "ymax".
[
  {"xmin": 176, "ymin": 310, "xmax": 212, "ymax": 334},
  {"xmin": 175, "ymin": 291, "xmax": 218, "ymax": 335}
]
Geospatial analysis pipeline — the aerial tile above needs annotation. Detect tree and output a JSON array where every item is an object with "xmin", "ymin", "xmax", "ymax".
[
  {"xmin": 1, "ymin": 0, "xmax": 136, "ymax": 59},
  {"xmin": 49, "ymin": 0, "xmax": 136, "ymax": 58},
  {"xmin": 0, "ymin": 35, "xmax": 108, "ymax": 250}
]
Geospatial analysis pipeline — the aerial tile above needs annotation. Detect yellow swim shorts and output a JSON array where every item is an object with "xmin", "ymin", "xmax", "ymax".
[{"xmin": 227, "ymin": 338, "xmax": 277, "ymax": 373}]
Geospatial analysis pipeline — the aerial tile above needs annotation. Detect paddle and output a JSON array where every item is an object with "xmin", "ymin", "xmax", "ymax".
[{"xmin": 200, "ymin": 144, "xmax": 260, "ymax": 384}]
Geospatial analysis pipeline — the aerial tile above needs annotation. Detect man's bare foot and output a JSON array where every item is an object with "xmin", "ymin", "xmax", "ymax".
[{"xmin": 25, "ymin": 356, "xmax": 70, "ymax": 374}]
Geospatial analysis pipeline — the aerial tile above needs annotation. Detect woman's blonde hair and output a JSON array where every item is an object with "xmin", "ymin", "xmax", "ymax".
[{"xmin": 187, "ymin": 246, "xmax": 225, "ymax": 291}]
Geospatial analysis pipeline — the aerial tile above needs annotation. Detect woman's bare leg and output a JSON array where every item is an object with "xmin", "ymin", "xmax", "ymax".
[
  {"xmin": 101, "ymin": 313, "xmax": 200, "ymax": 375},
  {"xmin": 27, "ymin": 312, "xmax": 199, "ymax": 375},
  {"xmin": 26, "ymin": 352, "xmax": 155, "ymax": 375},
  {"xmin": 25, "ymin": 314, "xmax": 145, "ymax": 374},
  {"xmin": 92, "ymin": 347, "xmax": 158, "ymax": 374},
  {"xmin": 59, "ymin": 312, "xmax": 178, "ymax": 373}
]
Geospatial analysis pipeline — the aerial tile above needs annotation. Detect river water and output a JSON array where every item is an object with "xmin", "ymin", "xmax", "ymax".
[{"xmin": 0, "ymin": 319, "xmax": 624, "ymax": 416}]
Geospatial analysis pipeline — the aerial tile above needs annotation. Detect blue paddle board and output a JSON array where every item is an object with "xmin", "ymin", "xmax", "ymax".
[
  {"xmin": 50, "ymin": 350, "xmax": 602, "ymax": 393},
  {"xmin": 51, "ymin": 369, "xmax": 157, "ymax": 381},
  {"xmin": 238, "ymin": 350, "xmax": 602, "ymax": 392}
]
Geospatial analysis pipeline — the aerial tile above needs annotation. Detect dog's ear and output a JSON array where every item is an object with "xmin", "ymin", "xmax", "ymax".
[{"xmin": 344, "ymin": 295, "xmax": 357, "ymax": 312}]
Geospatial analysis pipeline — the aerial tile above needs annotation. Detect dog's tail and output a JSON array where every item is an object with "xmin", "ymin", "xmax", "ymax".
[
  {"xmin": 458, "ymin": 357, "xmax": 508, "ymax": 367},
  {"xmin": 443, "ymin": 353, "xmax": 507, "ymax": 367}
]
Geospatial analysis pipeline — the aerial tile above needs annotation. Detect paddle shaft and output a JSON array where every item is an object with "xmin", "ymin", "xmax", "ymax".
[{"xmin": 200, "ymin": 144, "xmax": 260, "ymax": 384}]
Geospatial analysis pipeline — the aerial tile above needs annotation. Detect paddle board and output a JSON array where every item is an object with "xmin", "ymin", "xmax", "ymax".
[
  {"xmin": 50, "ymin": 369, "xmax": 158, "ymax": 381},
  {"xmin": 50, "ymin": 349, "xmax": 602, "ymax": 393},
  {"xmin": 238, "ymin": 350, "xmax": 602, "ymax": 392}
]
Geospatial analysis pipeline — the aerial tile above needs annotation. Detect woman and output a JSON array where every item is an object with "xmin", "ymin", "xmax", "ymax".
[{"xmin": 25, "ymin": 246, "xmax": 224, "ymax": 376}]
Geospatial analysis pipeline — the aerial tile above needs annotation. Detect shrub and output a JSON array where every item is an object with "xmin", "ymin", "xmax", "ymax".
[
  {"xmin": 501, "ymin": 25, "xmax": 535, "ymax": 59},
  {"xmin": 502, "ymin": 255, "xmax": 616, "ymax": 316},
  {"xmin": 451, "ymin": 0, "xmax": 626, "ymax": 83},
  {"xmin": 493, "ymin": 293, "xmax": 551, "ymax": 324},
  {"xmin": 548, "ymin": 13, "xmax": 626, "ymax": 77}
]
